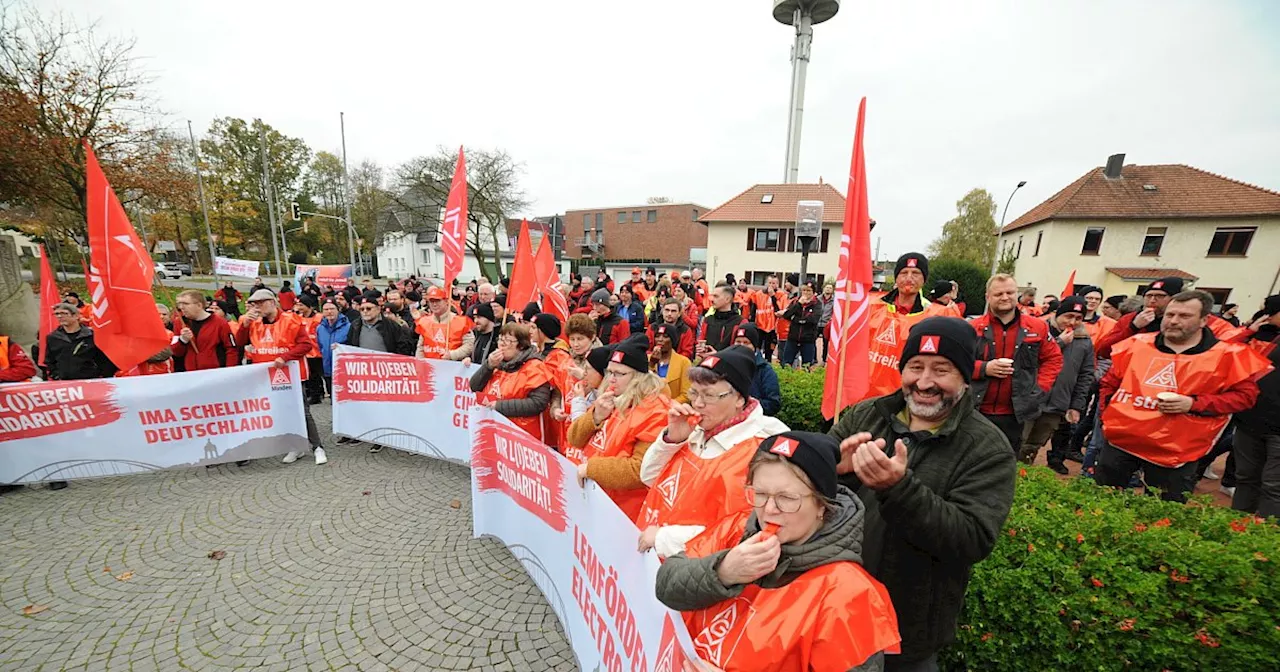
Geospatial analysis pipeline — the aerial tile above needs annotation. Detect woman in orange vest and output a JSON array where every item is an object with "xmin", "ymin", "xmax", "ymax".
[
  {"xmin": 469, "ymin": 323, "xmax": 555, "ymax": 442},
  {"xmin": 637, "ymin": 346, "xmax": 790, "ymax": 558},
  {"xmin": 656, "ymin": 431, "xmax": 900, "ymax": 672},
  {"xmin": 567, "ymin": 337, "xmax": 670, "ymax": 522}
]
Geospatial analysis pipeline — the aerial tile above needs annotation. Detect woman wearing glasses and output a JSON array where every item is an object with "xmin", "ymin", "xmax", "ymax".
[
  {"xmin": 656, "ymin": 432, "xmax": 900, "ymax": 672},
  {"xmin": 469, "ymin": 323, "xmax": 555, "ymax": 442},
  {"xmin": 636, "ymin": 346, "xmax": 790, "ymax": 558},
  {"xmin": 566, "ymin": 337, "xmax": 670, "ymax": 522}
]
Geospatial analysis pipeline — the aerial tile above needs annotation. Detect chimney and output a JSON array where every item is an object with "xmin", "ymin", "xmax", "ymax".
[{"xmin": 1103, "ymin": 153, "xmax": 1125, "ymax": 180}]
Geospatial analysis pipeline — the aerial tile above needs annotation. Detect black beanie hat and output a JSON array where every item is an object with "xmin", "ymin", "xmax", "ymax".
[
  {"xmin": 899, "ymin": 316, "xmax": 978, "ymax": 383},
  {"xmin": 929, "ymin": 279, "xmax": 953, "ymax": 300},
  {"xmin": 523, "ymin": 301, "xmax": 541, "ymax": 323},
  {"xmin": 1079, "ymin": 285, "xmax": 1103, "ymax": 298},
  {"xmin": 1147, "ymin": 277, "xmax": 1184, "ymax": 295},
  {"xmin": 609, "ymin": 336, "xmax": 650, "ymax": 373},
  {"xmin": 1262, "ymin": 294, "xmax": 1280, "ymax": 317},
  {"xmin": 500, "ymin": 277, "xmax": 511, "ymax": 289},
  {"xmin": 652, "ymin": 322, "xmax": 680, "ymax": 343},
  {"xmin": 532, "ymin": 313, "xmax": 561, "ymax": 340},
  {"xmin": 696, "ymin": 345, "xmax": 755, "ymax": 401},
  {"xmin": 731, "ymin": 323, "xmax": 761, "ymax": 349},
  {"xmin": 757, "ymin": 431, "xmax": 840, "ymax": 500},
  {"xmin": 894, "ymin": 252, "xmax": 929, "ymax": 281},
  {"xmin": 586, "ymin": 346, "xmax": 613, "ymax": 377},
  {"xmin": 471, "ymin": 302, "xmax": 496, "ymax": 322},
  {"xmin": 298, "ymin": 293, "xmax": 319, "ymax": 309},
  {"xmin": 491, "ymin": 294, "xmax": 507, "ymax": 308},
  {"xmin": 1057, "ymin": 296, "xmax": 1087, "ymax": 316}
]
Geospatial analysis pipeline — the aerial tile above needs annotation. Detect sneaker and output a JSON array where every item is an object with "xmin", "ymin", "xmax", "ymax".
[
  {"xmin": 1220, "ymin": 485, "xmax": 1236, "ymax": 497},
  {"xmin": 368, "ymin": 445, "xmax": 382, "ymax": 454},
  {"xmin": 1048, "ymin": 462, "xmax": 1069, "ymax": 475},
  {"xmin": 48, "ymin": 481, "xmax": 68, "ymax": 490},
  {"xmin": 336, "ymin": 436, "xmax": 354, "ymax": 445},
  {"xmin": 1063, "ymin": 451, "xmax": 1085, "ymax": 464},
  {"xmin": 314, "ymin": 447, "xmax": 328, "ymax": 465},
  {"xmin": 282, "ymin": 451, "xmax": 302, "ymax": 464},
  {"xmin": 1203, "ymin": 467, "xmax": 1220, "ymax": 480}
]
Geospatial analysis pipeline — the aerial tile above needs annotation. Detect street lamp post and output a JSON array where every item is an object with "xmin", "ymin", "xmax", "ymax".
[
  {"xmin": 992, "ymin": 180, "xmax": 1028, "ymax": 275},
  {"xmin": 795, "ymin": 200, "xmax": 824, "ymax": 288}
]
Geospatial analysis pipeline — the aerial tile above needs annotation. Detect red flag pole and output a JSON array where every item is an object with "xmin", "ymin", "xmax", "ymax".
[{"xmin": 36, "ymin": 245, "xmax": 60, "ymax": 366}]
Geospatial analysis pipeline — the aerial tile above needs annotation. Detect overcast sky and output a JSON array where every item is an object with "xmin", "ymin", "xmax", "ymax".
[{"xmin": 49, "ymin": 0, "xmax": 1280, "ymax": 260}]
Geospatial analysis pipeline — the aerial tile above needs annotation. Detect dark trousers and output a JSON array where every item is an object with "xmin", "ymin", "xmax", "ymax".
[
  {"xmin": 305, "ymin": 358, "xmax": 325, "ymax": 402},
  {"xmin": 760, "ymin": 329, "xmax": 778, "ymax": 362},
  {"xmin": 300, "ymin": 382, "xmax": 321, "ymax": 448},
  {"xmin": 885, "ymin": 653, "xmax": 938, "ymax": 672},
  {"xmin": 1047, "ymin": 417, "xmax": 1074, "ymax": 465},
  {"xmin": 779, "ymin": 341, "xmax": 816, "ymax": 367},
  {"xmin": 1018, "ymin": 412, "xmax": 1061, "ymax": 464},
  {"xmin": 984, "ymin": 413, "xmax": 1023, "ymax": 456},
  {"xmin": 1232, "ymin": 427, "xmax": 1280, "ymax": 518},
  {"xmin": 1095, "ymin": 443, "xmax": 1197, "ymax": 503},
  {"xmin": 1192, "ymin": 422, "xmax": 1236, "ymax": 488}
]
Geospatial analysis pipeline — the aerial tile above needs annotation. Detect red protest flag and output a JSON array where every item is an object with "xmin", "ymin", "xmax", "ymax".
[
  {"xmin": 83, "ymin": 141, "xmax": 170, "ymax": 372},
  {"xmin": 36, "ymin": 245, "xmax": 60, "ymax": 366},
  {"xmin": 534, "ymin": 234, "xmax": 569, "ymax": 325},
  {"xmin": 440, "ymin": 147, "xmax": 468, "ymax": 288},
  {"xmin": 822, "ymin": 97, "xmax": 874, "ymax": 420},
  {"xmin": 505, "ymin": 219, "xmax": 538, "ymax": 315},
  {"xmin": 1060, "ymin": 269, "xmax": 1077, "ymax": 300}
]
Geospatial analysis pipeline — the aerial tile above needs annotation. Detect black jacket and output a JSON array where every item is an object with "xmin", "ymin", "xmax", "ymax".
[
  {"xmin": 829, "ymin": 390, "xmax": 1016, "ymax": 662},
  {"xmin": 344, "ymin": 318, "xmax": 416, "ymax": 356},
  {"xmin": 472, "ymin": 328, "xmax": 498, "ymax": 364},
  {"xmin": 782, "ymin": 298, "xmax": 821, "ymax": 343},
  {"xmin": 702, "ymin": 309, "xmax": 743, "ymax": 352},
  {"xmin": 1236, "ymin": 325, "xmax": 1280, "ymax": 435},
  {"xmin": 43, "ymin": 327, "xmax": 118, "ymax": 380}
]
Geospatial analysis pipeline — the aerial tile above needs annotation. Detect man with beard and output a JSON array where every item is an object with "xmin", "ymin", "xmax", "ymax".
[
  {"xmin": 648, "ymin": 298, "xmax": 695, "ymax": 358},
  {"xmin": 334, "ymin": 293, "xmax": 360, "ymax": 325},
  {"xmin": 829, "ymin": 317, "xmax": 1015, "ymax": 670},
  {"xmin": 971, "ymin": 274, "xmax": 1063, "ymax": 454},
  {"xmin": 699, "ymin": 283, "xmax": 744, "ymax": 356},
  {"xmin": 384, "ymin": 289, "xmax": 414, "ymax": 325},
  {"xmin": 862, "ymin": 253, "xmax": 961, "ymax": 402},
  {"xmin": 1095, "ymin": 277, "xmax": 1181, "ymax": 359},
  {"xmin": 1096, "ymin": 291, "xmax": 1268, "ymax": 503}
]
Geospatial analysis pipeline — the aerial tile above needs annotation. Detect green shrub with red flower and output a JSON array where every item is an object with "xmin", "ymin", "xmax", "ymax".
[{"xmin": 942, "ymin": 466, "xmax": 1280, "ymax": 671}]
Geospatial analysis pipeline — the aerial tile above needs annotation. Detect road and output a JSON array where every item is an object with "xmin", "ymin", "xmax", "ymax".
[{"xmin": 0, "ymin": 401, "xmax": 577, "ymax": 672}]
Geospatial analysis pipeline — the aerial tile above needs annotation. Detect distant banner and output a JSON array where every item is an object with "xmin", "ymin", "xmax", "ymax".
[
  {"xmin": 214, "ymin": 256, "xmax": 261, "ymax": 279},
  {"xmin": 0, "ymin": 362, "xmax": 308, "ymax": 484},
  {"xmin": 470, "ymin": 407, "xmax": 700, "ymax": 672},
  {"xmin": 330, "ymin": 346, "xmax": 476, "ymax": 462},
  {"xmin": 294, "ymin": 264, "xmax": 353, "ymax": 290}
]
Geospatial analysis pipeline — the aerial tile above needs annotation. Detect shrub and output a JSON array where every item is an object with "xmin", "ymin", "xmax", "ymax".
[
  {"xmin": 929, "ymin": 257, "xmax": 989, "ymax": 316},
  {"xmin": 771, "ymin": 367, "xmax": 1280, "ymax": 670}
]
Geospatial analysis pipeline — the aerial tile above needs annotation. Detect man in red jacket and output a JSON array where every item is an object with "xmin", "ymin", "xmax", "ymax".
[
  {"xmin": 1095, "ymin": 276, "xmax": 1182, "ymax": 359},
  {"xmin": 1, "ymin": 328, "xmax": 39, "ymax": 493},
  {"xmin": 971, "ymin": 274, "xmax": 1063, "ymax": 454},
  {"xmin": 172, "ymin": 290, "xmax": 239, "ymax": 371}
]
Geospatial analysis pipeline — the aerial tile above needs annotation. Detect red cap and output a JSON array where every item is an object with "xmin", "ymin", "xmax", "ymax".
[{"xmin": 426, "ymin": 286, "xmax": 447, "ymax": 301}]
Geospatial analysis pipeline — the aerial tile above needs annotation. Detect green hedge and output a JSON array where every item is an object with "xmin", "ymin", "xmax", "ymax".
[{"xmin": 771, "ymin": 366, "xmax": 1280, "ymax": 670}]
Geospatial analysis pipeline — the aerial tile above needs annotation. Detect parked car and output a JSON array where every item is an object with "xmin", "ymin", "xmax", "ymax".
[
  {"xmin": 165, "ymin": 261, "xmax": 192, "ymax": 276},
  {"xmin": 154, "ymin": 262, "xmax": 180, "ymax": 280}
]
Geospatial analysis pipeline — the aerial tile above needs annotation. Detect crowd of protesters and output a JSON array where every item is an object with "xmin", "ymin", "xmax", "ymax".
[{"xmin": 3, "ymin": 255, "xmax": 1277, "ymax": 672}]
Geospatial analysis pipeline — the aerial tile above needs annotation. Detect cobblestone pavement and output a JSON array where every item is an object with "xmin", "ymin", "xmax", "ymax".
[{"xmin": 0, "ymin": 402, "xmax": 576, "ymax": 672}]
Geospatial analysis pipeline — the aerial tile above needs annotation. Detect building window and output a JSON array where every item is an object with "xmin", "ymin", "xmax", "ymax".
[
  {"xmin": 582, "ymin": 214, "xmax": 590, "ymax": 232},
  {"xmin": 1141, "ymin": 226, "xmax": 1166, "ymax": 256},
  {"xmin": 632, "ymin": 210, "xmax": 642, "ymax": 223},
  {"xmin": 647, "ymin": 210, "xmax": 657, "ymax": 223},
  {"xmin": 617, "ymin": 211, "xmax": 626, "ymax": 224},
  {"xmin": 595, "ymin": 212, "xmax": 602, "ymax": 229},
  {"xmin": 1081, "ymin": 227, "xmax": 1105, "ymax": 255},
  {"xmin": 421, "ymin": 249, "xmax": 430, "ymax": 264},
  {"xmin": 692, "ymin": 209, "xmax": 699, "ymax": 221},
  {"xmin": 754, "ymin": 228, "xmax": 780, "ymax": 251},
  {"xmin": 1207, "ymin": 226, "xmax": 1255, "ymax": 257},
  {"xmin": 819, "ymin": 228, "xmax": 830, "ymax": 253},
  {"xmin": 1197, "ymin": 287, "xmax": 1232, "ymax": 311},
  {"xmin": 748, "ymin": 271, "xmax": 773, "ymax": 286},
  {"xmin": 1017, "ymin": 236, "xmax": 1023, "ymax": 258},
  {"xmin": 1033, "ymin": 231, "xmax": 1043, "ymax": 256}
]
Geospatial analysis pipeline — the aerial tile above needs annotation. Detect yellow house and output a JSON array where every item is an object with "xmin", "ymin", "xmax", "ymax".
[
  {"xmin": 999, "ymin": 155, "xmax": 1280, "ymax": 313},
  {"xmin": 700, "ymin": 183, "xmax": 849, "ymax": 288}
]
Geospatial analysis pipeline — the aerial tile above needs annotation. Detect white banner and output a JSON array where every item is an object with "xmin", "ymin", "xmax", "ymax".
[
  {"xmin": 214, "ymin": 256, "xmax": 262, "ymax": 279},
  {"xmin": 330, "ymin": 346, "xmax": 477, "ymax": 463},
  {"xmin": 0, "ymin": 362, "xmax": 308, "ymax": 484},
  {"xmin": 470, "ymin": 407, "xmax": 701, "ymax": 672}
]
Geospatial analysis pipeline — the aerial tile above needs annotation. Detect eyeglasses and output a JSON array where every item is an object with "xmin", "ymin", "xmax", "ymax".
[
  {"xmin": 604, "ymin": 369, "xmax": 634, "ymax": 379},
  {"xmin": 497, "ymin": 336, "xmax": 519, "ymax": 344},
  {"xmin": 745, "ymin": 487, "xmax": 809, "ymax": 513},
  {"xmin": 687, "ymin": 389, "xmax": 734, "ymax": 404}
]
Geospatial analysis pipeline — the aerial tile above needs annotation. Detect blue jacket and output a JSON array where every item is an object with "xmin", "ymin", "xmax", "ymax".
[
  {"xmin": 617, "ymin": 301, "xmax": 646, "ymax": 333},
  {"xmin": 750, "ymin": 350, "xmax": 782, "ymax": 416},
  {"xmin": 316, "ymin": 314, "xmax": 351, "ymax": 375}
]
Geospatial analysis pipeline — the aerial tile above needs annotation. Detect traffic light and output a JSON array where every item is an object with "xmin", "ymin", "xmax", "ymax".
[{"xmin": 290, "ymin": 202, "xmax": 301, "ymax": 221}]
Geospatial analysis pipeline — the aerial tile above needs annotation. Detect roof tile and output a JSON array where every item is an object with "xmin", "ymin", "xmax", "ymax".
[
  {"xmin": 1105, "ymin": 267, "xmax": 1199, "ymax": 281},
  {"xmin": 700, "ymin": 183, "xmax": 847, "ymax": 224}
]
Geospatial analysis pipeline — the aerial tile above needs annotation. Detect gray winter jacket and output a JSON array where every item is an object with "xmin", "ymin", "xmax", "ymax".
[
  {"xmin": 468, "ymin": 346, "xmax": 552, "ymax": 417},
  {"xmin": 1045, "ymin": 324, "xmax": 1095, "ymax": 415},
  {"xmin": 655, "ymin": 488, "xmax": 886, "ymax": 672}
]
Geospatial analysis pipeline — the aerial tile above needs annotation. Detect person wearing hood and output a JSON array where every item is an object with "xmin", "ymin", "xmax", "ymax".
[
  {"xmin": 1023, "ymin": 297, "xmax": 1096, "ymax": 473},
  {"xmin": 699, "ymin": 283, "xmax": 745, "ymax": 357},
  {"xmin": 861, "ymin": 253, "xmax": 961, "ymax": 403},
  {"xmin": 316, "ymin": 299, "xmax": 351, "ymax": 398},
  {"xmin": 469, "ymin": 322, "xmax": 555, "ymax": 442},
  {"xmin": 568, "ymin": 336, "xmax": 671, "ymax": 521},
  {"xmin": 589, "ymin": 288, "xmax": 630, "ymax": 345},
  {"xmin": 637, "ymin": 346, "xmax": 790, "ymax": 558},
  {"xmin": 732, "ymin": 323, "xmax": 782, "ymax": 416},
  {"xmin": 656, "ymin": 432, "xmax": 900, "ymax": 672}
]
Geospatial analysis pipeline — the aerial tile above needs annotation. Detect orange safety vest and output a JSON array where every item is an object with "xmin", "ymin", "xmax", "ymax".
[
  {"xmin": 751, "ymin": 290, "xmax": 787, "ymax": 333},
  {"xmin": 476, "ymin": 358, "xmax": 554, "ymax": 442},
  {"xmin": 542, "ymin": 345, "xmax": 574, "ymax": 450},
  {"xmin": 862, "ymin": 301, "xmax": 961, "ymax": 402},
  {"xmin": 693, "ymin": 279, "xmax": 711, "ymax": 311},
  {"xmin": 638, "ymin": 434, "xmax": 763, "ymax": 531},
  {"xmin": 1102, "ymin": 334, "xmax": 1272, "ymax": 466},
  {"xmin": 682, "ymin": 512, "xmax": 900, "ymax": 672},
  {"xmin": 247, "ymin": 311, "xmax": 310, "ymax": 381},
  {"xmin": 299, "ymin": 313, "xmax": 322, "ymax": 358},
  {"xmin": 733, "ymin": 289, "xmax": 754, "ymax": 317},
  {"xmin": 576, "ymin": 394, "xmax": 670, "ymax": 522},
  {"xmin": 1083, "ymin": 314, "xmax": 1117, "ymax": 347},
  {"xmin": 0, "ymin": 335, "xmax": 9, "ymax": 370},
  {"xmin": 416, "ymin": 313, "xmax": 473, "ymax": 359}
]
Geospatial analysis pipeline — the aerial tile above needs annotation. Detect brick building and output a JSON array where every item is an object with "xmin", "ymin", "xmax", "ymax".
[{"xmin": 563, "ymin": 202, "xmax": 710, "ymax": 269}]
